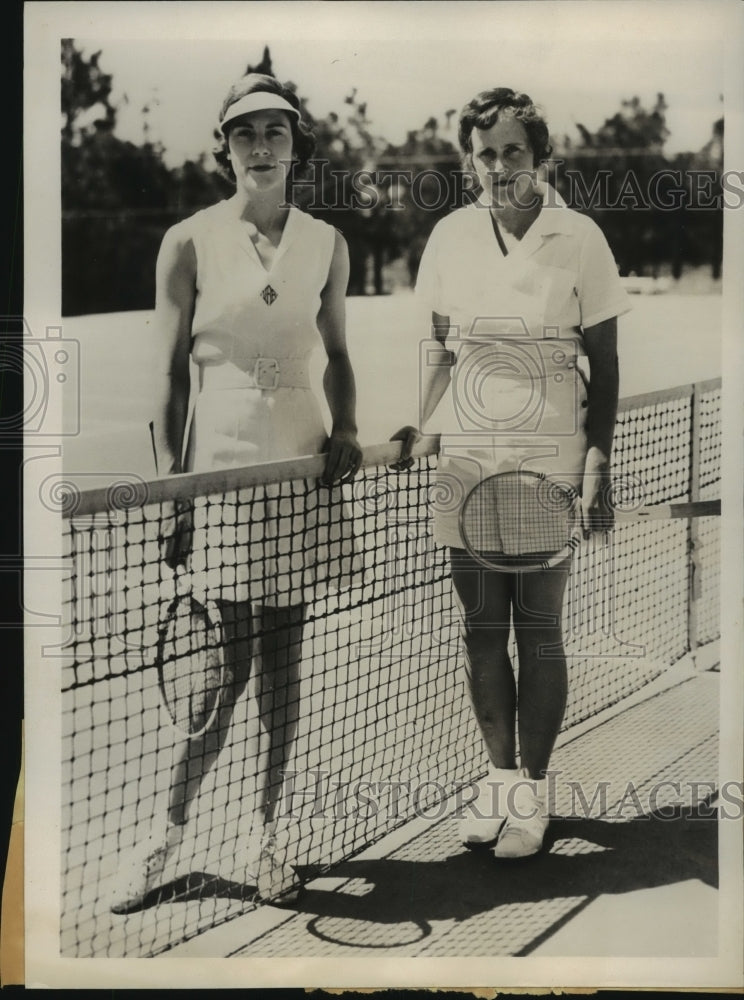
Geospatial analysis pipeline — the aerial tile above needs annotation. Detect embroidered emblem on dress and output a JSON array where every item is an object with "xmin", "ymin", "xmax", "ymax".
[{"xmin": 261, "ymin": 285, "xmax": 278, "ymax": 306}]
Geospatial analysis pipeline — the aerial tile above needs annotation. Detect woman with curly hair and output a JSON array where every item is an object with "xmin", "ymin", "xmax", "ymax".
[
  {"xmin": 393, "ymin": 87, "xmax": 630, "ymax": 860},
  {"xmin": 110, "ymin": 73, "xmax": 361, "ymax": 911}
]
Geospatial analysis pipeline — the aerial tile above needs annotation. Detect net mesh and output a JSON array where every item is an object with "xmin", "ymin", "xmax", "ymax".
[{"xmin": 60, "ymin": 378, "xmax": 720, "ymax": 957}]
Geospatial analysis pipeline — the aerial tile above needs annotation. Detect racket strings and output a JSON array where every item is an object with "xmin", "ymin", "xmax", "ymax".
[
  {"xmin": 158, "ymin": 594, "xmax": 224, "ymax": 735},
  {"xmin": 464, "ymin": 473, "xmax": 578, "ymax": 558}
]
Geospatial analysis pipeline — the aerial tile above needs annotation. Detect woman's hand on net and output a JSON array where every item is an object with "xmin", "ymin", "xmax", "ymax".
[
  {"xmin": 320, "ymin": 429, "xmax": 363, "ymax": 486},
  {"xmin": 389, "ymin": 426, "xmax": 421, "ymax": 472},
  {"xmin": 160, "ymin": 499, "xmax": 194, "ymax": 570},
  {"xmin": 580, "ymin": 467, "xmax": 615, "ymax": 537}
]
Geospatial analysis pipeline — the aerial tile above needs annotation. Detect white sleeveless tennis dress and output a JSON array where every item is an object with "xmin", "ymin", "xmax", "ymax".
[{"xmin": 182, "ymin": 201, "xmax": 359, "ymax": 606}]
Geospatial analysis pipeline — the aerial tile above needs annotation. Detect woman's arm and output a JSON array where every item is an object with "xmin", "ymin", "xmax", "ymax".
[
  {"xmin": 390, "ymin": 310, "xmax": 454, "ymax": 469},
  {"xmin": 421, "ymin": 311, "xmax": 455, "ymax": 427},
  {"xmin": 316, "ymin": 229, "xmax": 362, "ymax": 485},
  {"xmin": 581, "ymin": 316, "xmax": 619, "ymax": 530},
  {"xmin": 151, "ymin": 223, "xmax": 196, "ymax": 476}
]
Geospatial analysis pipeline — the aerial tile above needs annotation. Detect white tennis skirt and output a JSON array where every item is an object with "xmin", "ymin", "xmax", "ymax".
[
  {"xmin": 432, "ymin": 365, "xmax": 588, "ymax": 550},
  {"xmin": 189, "ymin": 478, "xmax": 363, "ymax": 608}
]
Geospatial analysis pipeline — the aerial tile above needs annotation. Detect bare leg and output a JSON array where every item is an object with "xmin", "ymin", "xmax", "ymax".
[
  {"xmin": 512, "ymin": 560, "xmax": 571, "ymax": 779},
  {"xmin": 167, "ymin": 599, "xmax": 252, "ymax": 827},
  {"xmin": 252, "ymin": 603, "xmax": 305, "ymax": 828},
  {"xmin": 109, "ymin": 599, "xmax": 254, "ymax": 911},
  {"xmin": 449, "ymin": 548, "xmax": 517, "ymax": 770}
]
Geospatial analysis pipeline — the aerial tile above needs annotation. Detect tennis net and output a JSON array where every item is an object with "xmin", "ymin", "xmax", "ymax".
[{"xmin": 59, "ymin": 377, "xmax": 720, "ymax": 957}]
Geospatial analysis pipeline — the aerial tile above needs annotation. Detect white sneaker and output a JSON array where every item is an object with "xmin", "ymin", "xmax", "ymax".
[
  {"xmin": 459, "ymin": 767, "xmax": 520, "ymax": 847},
  {"xmin": 109, "ymin": 824, "xmax": 185, "ymax": 914},
  {"xmin": 255, "ymin": 834, "xmax": 300, "ymax": 904},
  {"xmin": 492, "ymin": 770, "xmax": 549, "ymax": 859}
]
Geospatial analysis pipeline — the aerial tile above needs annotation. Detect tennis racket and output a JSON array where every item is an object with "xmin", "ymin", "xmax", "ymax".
[
  {"xmin": 155, "ymin": 568, "xmax": 226, "ymax": 738},
  {"xmin": 459, "ymin": 470, "xmax": 721, "ymax": 573},
  {"xmin": 460, "ymin": 470, "xmax": 583, "ymax": 572}
]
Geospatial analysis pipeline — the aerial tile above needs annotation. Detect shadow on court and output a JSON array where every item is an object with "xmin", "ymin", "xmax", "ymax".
[
  {"xmin": 267, "ymin": 806, "xmax": 718, "ymax": 953},
  {"xmin": 117, "ymin": 873, "xmax": 257, "ymax": 913},
  {"xmin": 116, "ymin": 804, "xmax": 716, "ymax": 917},
  {"xmin": 110, "ymin": 673, "xmax": 720, "ymax": 958}
]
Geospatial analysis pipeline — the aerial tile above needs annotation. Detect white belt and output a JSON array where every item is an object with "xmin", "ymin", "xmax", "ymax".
[{"xmin": 198, "ymin": 357, "xmax": 311, "ymax": 390}]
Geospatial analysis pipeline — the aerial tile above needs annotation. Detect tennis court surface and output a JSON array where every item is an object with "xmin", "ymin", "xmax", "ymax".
[
  {"xmin": 59, "ymin": 376, "xmax": 723, "ymax": 960},
  {"xmin": 171, "ymin": 664, "xmax": 719, "ymax": 958}
]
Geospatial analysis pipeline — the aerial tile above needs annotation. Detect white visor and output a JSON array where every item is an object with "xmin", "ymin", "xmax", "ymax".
[{"xmin": 219, "ymin": 92, "xmax": 300, "ymax": 134}]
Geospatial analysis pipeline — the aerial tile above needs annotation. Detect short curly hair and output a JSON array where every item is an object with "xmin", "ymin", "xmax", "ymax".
[
  {"xmin": 212, "ymin": 73, "xmax": 316, "ymax": 185},
  {"xmin": 458, "ymin": 88, "xmax": 553, "ymax": 169}
]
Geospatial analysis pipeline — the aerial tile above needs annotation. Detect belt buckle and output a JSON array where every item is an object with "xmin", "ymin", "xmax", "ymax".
[{"xmin": 255, "ymin": 357, "xmax": 280, "ymax": 390}]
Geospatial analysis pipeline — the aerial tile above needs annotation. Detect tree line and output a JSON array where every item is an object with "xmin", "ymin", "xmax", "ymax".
[{"xmin": 61, "ymin": 41, "xmax": 724, "ymax": 316}]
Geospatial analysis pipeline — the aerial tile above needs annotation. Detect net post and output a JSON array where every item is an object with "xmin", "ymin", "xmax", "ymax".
[{"xmin": 688, "ymin": 379, "xmax": 703, "ymax": 668}]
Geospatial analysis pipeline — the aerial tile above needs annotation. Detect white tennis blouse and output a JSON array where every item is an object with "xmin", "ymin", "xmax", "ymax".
[
  {"xmin": 415, "ymin": 184, "xmax": 632, "ymax": 546},
  {"xmin": 416, "ymin": 184, "xmax": 631, "ymax": 348}
]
